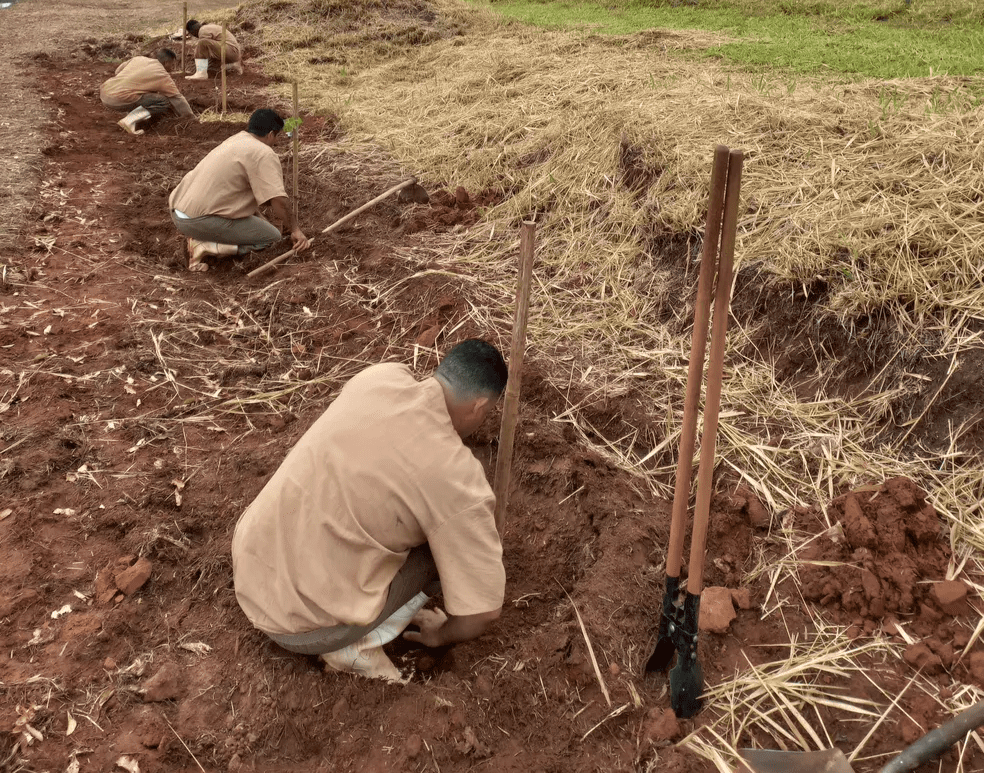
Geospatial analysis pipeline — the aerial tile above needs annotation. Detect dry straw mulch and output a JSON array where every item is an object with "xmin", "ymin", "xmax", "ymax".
[{"xmin": 210, "ymin": 0, "xmax": 984, "ymax": 765}]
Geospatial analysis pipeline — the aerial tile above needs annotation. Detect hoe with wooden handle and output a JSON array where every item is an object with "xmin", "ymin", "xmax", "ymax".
[{"xmin": 247, "ymin": 177, "xmax": 429, "ymax": 278}]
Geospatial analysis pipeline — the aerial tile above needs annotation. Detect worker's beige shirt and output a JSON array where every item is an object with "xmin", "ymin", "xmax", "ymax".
[
  {"xmin": 232, "ymin": 364, "xmax": 505, "ymax": 636},
  {"xmin": 100, "ymin": 56, "xmax": 180, "ymax": 107},
  {"xmin": 168, "ymin": 131, "xmax": 286, "ymax": 219},
  {"xmin": 199, "ymin": 23, "xmax": 240, "ymax": 55}
]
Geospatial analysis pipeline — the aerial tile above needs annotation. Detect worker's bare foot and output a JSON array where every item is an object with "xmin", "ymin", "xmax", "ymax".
[
  {"xmin": 320, "ymin": 646, "xmax": 405, "ymax": 683},
  {"xmin": 186, "ymin": 238, "xmax": 210, "ymax": 272},
  {"xmin": 116, "ymin": 118, "xmax": 144, "ymax": 136}
]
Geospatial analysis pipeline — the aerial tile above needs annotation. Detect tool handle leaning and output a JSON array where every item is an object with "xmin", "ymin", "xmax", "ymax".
[
  {"xmin": 493, "ymin": 222, "xmax": 536, "ymax": 535},
  {"xmin": 246, "ymin": 242, "xmax": 312, "ymax": 278},
  {"xmin": 664, "ymin": 144, "xmax": 730, "ymax": 580},
  {"xmin": 321, "ymin": 178, "xmax": 418, "ymax": 235},
  {"xmin": 880, "ymin": 700, "xmax": 984, "ymax": 773},
  {"xmin": 686, "ymin": 149, "xmax": 743, "ymax": 596}
]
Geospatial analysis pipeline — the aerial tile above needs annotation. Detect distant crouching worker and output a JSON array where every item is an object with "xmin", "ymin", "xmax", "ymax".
[
  {"xmin": 99, "ymin": 49, "xmax": 194, "ymax": 135},
  {"xmin": 168, "ymin": 108, "xmax": 311, "ymax": 272},
  {"xmin": 185, "ymin": 19, "xmax": 242, "ymax": 80}
]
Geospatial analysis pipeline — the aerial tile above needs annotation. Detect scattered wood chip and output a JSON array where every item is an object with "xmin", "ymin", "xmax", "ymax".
[
  {"xmin": 116, "ymin": 755, "xmax": 140, "ymax": 773},
  {"xmin": 66, "ymin": 711, "xmax": 77, "ymax": 736},
  {"xmin": 171, "ymin": 479, "xmax": 185, "ymax": 507},
  {"xmin": 178, "ymin": 642, "xmax": 212, "ymax": 657}
]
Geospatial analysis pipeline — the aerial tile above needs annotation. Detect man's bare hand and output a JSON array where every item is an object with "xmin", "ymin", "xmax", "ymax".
[
  {"xmin": 403, "ymin": 606, "xmax": 500, "ymax": 648},
  {"xmin": 403, "ymin": 608, "xmax": 448, "ymax": 648},
  {"xmin": 291, "ymin": 228, "xmax": 312, "ymax": 252}
]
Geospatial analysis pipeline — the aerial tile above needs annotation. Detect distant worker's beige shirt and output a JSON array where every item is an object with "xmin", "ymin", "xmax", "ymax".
[
  {"xmin": 100, "ymin": 56, "xmax": 181, "ymax": 107},
  {"xmin": 198, "ymin": 23, "xmax": 240, "ymax": 57},
  {"xmin": 232, "ymin": 364, "xmax": 505, "ymax": 636},
  {"xmin": 168, "ymin": 131, "xmax": 286, "ymax": 219}
]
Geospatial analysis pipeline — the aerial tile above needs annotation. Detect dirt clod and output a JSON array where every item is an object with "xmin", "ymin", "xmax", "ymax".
[
  {"xmin": 699, "ymin": 587, "xmax": 736, "ymax": 633},
  {"xmin": 114, "ymin": 557, "xmax": 152, "ymax": 596},
  {"xmin": 931, "ymin": 580, "xmax": 970, "ymax": 615},
  {"xmin": 141, "ymin": 663, "xmax": 186, "ymax": 702}
]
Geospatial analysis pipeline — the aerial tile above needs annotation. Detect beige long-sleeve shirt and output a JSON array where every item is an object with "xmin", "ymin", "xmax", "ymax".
[
  {"xmin": 232, "ymin": 363, "xmax": 505, "ymax": 635},
  {"xmin": 168, "ymin": 131, "xmax": 286, "ymax": 219},
  {"xmin": 99, "ymin": 56, "xmax": 192, "ymax": 117}
]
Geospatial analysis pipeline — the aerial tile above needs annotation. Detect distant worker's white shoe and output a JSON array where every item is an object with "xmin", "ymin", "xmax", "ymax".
[
  {"xmin": 117, "ymin": 106, "xmax": 151, "ymax": 136},
  {"xmin": 186, "ymin": 238, "xmax": 237, "ymax": 272},
  {"xmin": 224, "ymin": 61, "xmax": 243, "ymax": 75},
  {"xmin": 186, "ymin": 58, "xmax": 209, "ymax": 80}
]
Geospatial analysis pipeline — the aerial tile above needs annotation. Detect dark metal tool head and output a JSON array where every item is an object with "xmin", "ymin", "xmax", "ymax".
[
  {"xmin": 645, "ymin": 583, "xmax": 704, "ymax": 719},
  {"xmin": 397, "ymin": 179, "xmax": 430, "ymax": 205},
  {"xmin": 667, "ymin": 592, "xmax": 703, "ymax": 718},
  {"xmin": 645, "ymin": 575, "xmax": 680, "ymax": 673}
]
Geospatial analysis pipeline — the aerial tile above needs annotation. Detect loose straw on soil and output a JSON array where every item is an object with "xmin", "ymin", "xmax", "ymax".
[
  {"xmin": 132, "ymin": 0, "xmax": 984, "ymax": 759},
  {"xmin": 237, "ymin": 0, "xmax": 984, "ymax": 553}
]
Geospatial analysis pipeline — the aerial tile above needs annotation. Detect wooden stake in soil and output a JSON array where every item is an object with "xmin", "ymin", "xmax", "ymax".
[
  {"xmin": 220, "ymin": 22, "xmax": 227, "ymax": 114},
  {"xmin": 292, "ymin": 81, "xmax": 299, "ymax": 223},
  {"xmin": 493, "ymin": 221, "xmax": 536, "ymax": 535},
  {"xmin": 181, "ymin": 2, "xmax": 187, "ymax": 74}
]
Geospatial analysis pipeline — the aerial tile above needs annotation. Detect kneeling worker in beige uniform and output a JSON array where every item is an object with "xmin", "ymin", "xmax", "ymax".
[
  {"xmin": 185, "ymin": 19, "xmax": 242, "ymax": 80},
  {"xmin": 232, "ymin": 340, "xmax": 508, "ymax": 681},
  {"xmin": 100, "ymin": 49, "xmax": 194, "ymax": 135},
  {"xmin": 169, "ymin": 108, "xmax": 311, "ymax": 271}
]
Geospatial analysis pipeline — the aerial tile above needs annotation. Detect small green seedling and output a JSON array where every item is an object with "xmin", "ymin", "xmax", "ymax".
[{"xmin": 284, "ymin": 116, "xmax": 302, "ymax": 137}]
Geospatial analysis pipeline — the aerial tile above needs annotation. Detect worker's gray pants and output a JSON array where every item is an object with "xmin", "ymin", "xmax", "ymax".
[
  {"xmin": 265, "ymin": 545, "xmax": 441, "ymax": 655},
  {"xmin": 196, "ymin": 38, "xmax": 241, "ymax": 63},
  {"xmin": 170, "ymin": 210, "xmax": 281, "ymax": 252},
  {"xmin": 108, "ymin": 93, "xmax": 172, "ymax": 116}
]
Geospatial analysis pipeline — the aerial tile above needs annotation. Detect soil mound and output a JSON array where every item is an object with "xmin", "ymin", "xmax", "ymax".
[{"xmin": 799, "ymin": 477, "xmax": 955, "ymax": 635}]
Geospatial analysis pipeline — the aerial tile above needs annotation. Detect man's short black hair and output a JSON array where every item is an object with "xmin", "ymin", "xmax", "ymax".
[
  {"xmin": 435, "ymin": 339, "xmax": 508, "ymax": 401},
  {"xmin": 247, "ymin": 109, "xmax": 285, "ymax": 137},
  {"xmin": 156, "ymin": 48, "xmax": 177, "ymax": 64},
  {"xmin": 186, "ymin": 19, "xmax": 202, "ymax": 36}
]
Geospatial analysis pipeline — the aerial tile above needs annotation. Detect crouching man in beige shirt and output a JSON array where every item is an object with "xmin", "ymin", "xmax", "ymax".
[
  {"xmin": 100, "ymin": 49, "xmax": 194, "ymax": 136},
  {"xmin": 184, "ymin": 19, "xmax": 242, "ymax": 80},
  {"xmin": 232, "ymin": 340, "xmax": 508, "ymax": 681},
  {"xmin": 168, "ymin": 108, "xmax": 311, "ymax": 271}
]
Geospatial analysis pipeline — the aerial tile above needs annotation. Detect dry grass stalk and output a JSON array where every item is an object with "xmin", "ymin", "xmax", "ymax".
[
  {"xmin": 559, "ymin": 584, "xmax": 611, "ymax": 708},
  {"xmin": 111, "ymin": 0, "xmax": 984, "ymax": 760}
]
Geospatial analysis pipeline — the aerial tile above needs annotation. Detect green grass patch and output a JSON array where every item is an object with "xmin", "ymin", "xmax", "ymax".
[{"xmin": 475, "ymin": 0, "xmax": 984, "ymax": 77}]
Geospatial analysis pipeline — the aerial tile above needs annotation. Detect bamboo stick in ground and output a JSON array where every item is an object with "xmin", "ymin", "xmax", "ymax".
[
  {"xmin": 220, "ymin": 22, "xmax": 227, "ymax": 113},
  {"xmin": 292, "ymin": 81, "xmax": 299, "ymax": 223},
  {"xmin": 493, "ymin": 221, "xmax": 536, "ymax": 535},
  {"xmin": 181, "ymin": 2, "xmax": 187, "ymax": 74}
]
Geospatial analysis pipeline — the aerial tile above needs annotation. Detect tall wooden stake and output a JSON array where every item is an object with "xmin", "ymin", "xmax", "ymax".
[
  {"xmin": 493, "ymin": 221, "xmax": 536, "ymax": 535},
  {"xmin": 181, "ymin": 2, "xmax": 187, "ymax": 74},
  {"xmin": 220, "ymin": 22, "xmax": 227, "ymax": 114},
  {"xmin": 292, "ymin": 80, "xmax": 299, "ymax": 222}
]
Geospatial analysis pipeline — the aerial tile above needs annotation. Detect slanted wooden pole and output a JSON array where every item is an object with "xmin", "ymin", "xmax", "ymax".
[
  {"xmin": 220, "ymin": 22, "xmax": 227, "ymax": 113},
  {"xmin": 292, "ymin": 80, "xmax": 299, "ymax": 222},
  {"xmin": 181, "ymin": 2, "xmax": 187, "ymax": 74},
  {"xmin": 493, "ymin": 221, "xmax": 536, "ymax": 535}
]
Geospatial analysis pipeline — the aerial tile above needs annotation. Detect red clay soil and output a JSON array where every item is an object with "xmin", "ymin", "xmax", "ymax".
[{"xmin": 1, "ymin": 43, "xmax": 982, "ymax": 773}]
